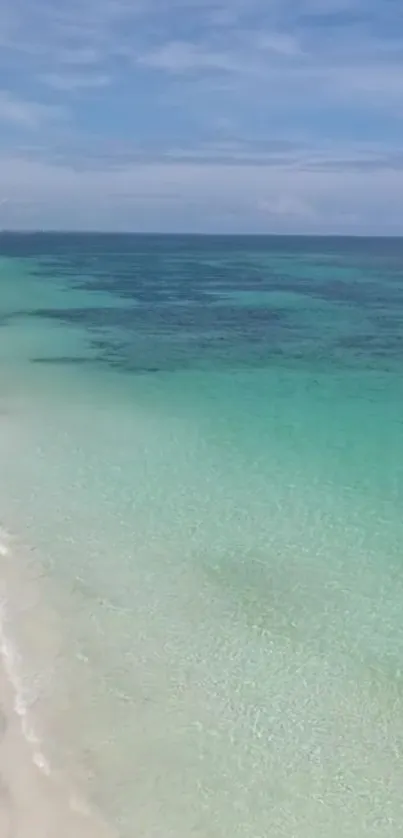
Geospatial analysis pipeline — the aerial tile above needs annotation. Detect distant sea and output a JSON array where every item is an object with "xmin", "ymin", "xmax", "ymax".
[{"xmin": 1, "ymin": 233, "xmax": 403, "ymax": 837}]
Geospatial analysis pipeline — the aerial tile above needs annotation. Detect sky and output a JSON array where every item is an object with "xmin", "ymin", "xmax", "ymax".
[{"xmin": 1, "ymin": 0, "xmax": 403, "ymax": 233}]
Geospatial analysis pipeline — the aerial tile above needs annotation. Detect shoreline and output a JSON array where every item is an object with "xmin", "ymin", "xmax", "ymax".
[
  {"xmin": 0, "ymin": 530, "xmax": 116, "ymax": 838},
  {"xmin": 0, "ymin": 652, "xmax": 117, "ymax": 837}
]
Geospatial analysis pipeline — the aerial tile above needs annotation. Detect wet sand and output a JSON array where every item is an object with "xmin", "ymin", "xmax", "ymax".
[
  {"xmin": 0, "ymin": 633, "xmax": 116, "ymax": 838},
  {"xmin": 0, "ymin": 526, "xmax": 116, "ymax": 837}
]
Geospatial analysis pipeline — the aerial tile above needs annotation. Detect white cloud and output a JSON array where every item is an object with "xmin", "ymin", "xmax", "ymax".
[
  {"xmin": 56, "ymin": 47, "xmax": 102, "ymax": 66},
  {"xmin": 0, "ymin": 91, "xmax": 65, "ymax": 128},
  {"xmin": 1, "ymin": 151, "xmax": 403, "ymax": 233},
  {"xmin": 40, "ymin": 72, "xmax": 111, "ymax": 91},
  {"xmin": 333, "ymin": 64, "xmax": 403, "ymax": 99},
  {"xmin": 259, "ymin": 195, "xmax": 317, "ymax": 219},
  {"xmin": 256, "ymin": 33, "xmax": 303, "ymax": 58},
  {"xmin": 137, "ymin": 41, "xmax": 242, "ymax": 74}
]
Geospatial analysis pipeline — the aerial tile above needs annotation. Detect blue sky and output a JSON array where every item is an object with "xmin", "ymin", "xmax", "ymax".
[{"xmin": 1, "ymin": 0, "xmax": 403, "ymax": 232}]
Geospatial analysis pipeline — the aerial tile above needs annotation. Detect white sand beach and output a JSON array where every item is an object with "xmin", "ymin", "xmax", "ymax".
[
  {"xmin": 0, "ymin": 657, "xmax": 116, "ymax": 838},
  {"xmin": 0, "ymin": 526, "xmax": 116, "ymax": 838}
]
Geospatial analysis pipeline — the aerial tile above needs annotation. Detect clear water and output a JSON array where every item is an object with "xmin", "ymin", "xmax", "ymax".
[{"xmin": 1, "ymin": 233, "xmax": 403, "ymax": 836}]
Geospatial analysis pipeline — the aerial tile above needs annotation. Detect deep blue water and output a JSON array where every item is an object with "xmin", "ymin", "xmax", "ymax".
[{"xmin": 1, "ymin": 233, "xmax": 403, "ymax": 372}]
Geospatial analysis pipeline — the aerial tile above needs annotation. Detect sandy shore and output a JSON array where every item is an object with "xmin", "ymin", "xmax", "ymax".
[
  {"xmin": 0, "ymin": 528, "xmax": 117, "ymax": 837},
  {"xmin": 0, "ymin": 635, "xmax": 117, "ymax": 838}
]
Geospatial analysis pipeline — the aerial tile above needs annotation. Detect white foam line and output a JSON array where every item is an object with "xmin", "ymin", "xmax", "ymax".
[
  {"xmin": 0, "ymin": 525, "xmax": 10, "ymax": 557},
  {"xmin": 0, "ymin": 595, "xmax": 51, "ymax": 776},
  {"xmin": 0, "ymin": 531, "xmax": 103, "ymax": 824}
]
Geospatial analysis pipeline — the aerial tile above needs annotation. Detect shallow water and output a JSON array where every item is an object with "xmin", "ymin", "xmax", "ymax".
[{"xmin": 1, "ymin": 234, "xmax": 403, "ymax": 836}]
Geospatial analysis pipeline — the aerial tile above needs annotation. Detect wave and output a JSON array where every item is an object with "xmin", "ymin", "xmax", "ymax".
[{"xmin": 0, "ymin": 525, "xmax": 51, "ymax": 775}]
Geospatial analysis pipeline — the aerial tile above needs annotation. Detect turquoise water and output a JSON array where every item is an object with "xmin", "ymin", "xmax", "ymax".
[{"xmin": 1, "ymin": 234, "xmax": 403, "ymax": 835}]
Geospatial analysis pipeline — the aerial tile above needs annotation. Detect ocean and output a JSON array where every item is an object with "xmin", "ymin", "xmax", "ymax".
[{"xmin": 0, "ymin": 233, "xmax": 403, "ymax": 836}]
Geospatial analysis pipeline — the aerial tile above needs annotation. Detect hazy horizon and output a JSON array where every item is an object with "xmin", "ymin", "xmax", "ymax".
[{"xmin": 1, "ymin": 230, "xmax": 403, "ymax": 240}]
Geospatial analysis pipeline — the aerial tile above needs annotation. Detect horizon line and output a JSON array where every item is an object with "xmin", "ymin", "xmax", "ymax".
[{"xmin": 1, "ymin": 230, "xmax": 402, "ymax": 239}]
